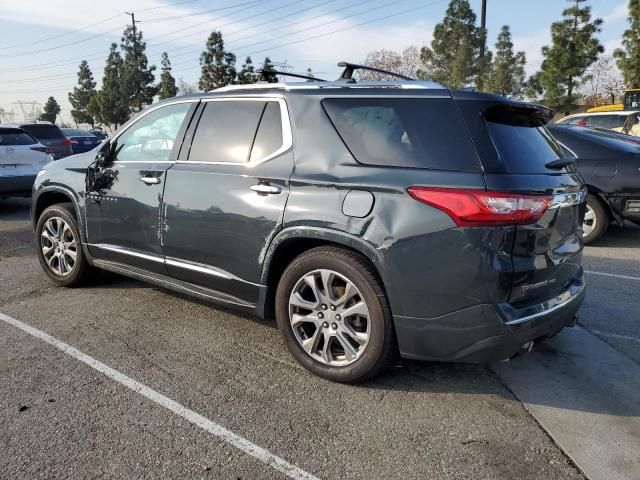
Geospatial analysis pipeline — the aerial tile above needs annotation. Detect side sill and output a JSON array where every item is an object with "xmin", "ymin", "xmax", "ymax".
[{"xmin": 93, "ymin": 259, "xmax": 256, "ymax": 312}]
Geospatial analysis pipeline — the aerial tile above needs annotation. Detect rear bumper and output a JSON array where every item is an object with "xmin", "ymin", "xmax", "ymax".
[
  {"xmin": 0, "ymin": 174, "xmax": 36, "ymax": 197},
  {"xmin": 394, "ymin": 273, "xmax": 586, "ymax": 363}
]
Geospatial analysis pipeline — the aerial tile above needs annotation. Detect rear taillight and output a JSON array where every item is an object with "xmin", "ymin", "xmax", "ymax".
[
  {"xmin": 575, "ymin": 120, "xmax": 587, "ymax": 126},
  {"xmin": 30, "ymin": 146, "xmax": 51, "ymax": 154},
  {"xmin": 407, "ymin": 187, "xmax": 552, "ymax": 226},
  {"xmin": 63, "ymin": 138, "xmax": 73, "ymax": 145}
]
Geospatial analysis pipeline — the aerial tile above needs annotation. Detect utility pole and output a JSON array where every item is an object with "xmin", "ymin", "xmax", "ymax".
[{"xmin": 480, "ymin": 0, "xmax": 487, "ymax": 59}]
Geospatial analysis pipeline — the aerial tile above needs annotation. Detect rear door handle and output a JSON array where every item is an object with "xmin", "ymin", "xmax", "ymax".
[
  {"xmin": 250, "ymin": 183, "xmax": 282, "ymax": 195},
  {"xmin": 140, "ymin": 176, "xmax": 161, "ymax": 185}
]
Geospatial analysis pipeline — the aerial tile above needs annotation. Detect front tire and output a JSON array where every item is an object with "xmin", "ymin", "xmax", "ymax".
[
  {"xmin": 275, "ymin": 246, "xmax": 395, "ymax": 383},
  {"xmin": 36, "ymin": 203, "xmax": 94, "ymax": 287},
  {"xmin": 582, "ymin": 194, "xmax": 608, "ymax": 245}
]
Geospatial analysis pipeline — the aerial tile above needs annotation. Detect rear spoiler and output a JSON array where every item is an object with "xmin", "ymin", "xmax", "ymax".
[{"xmin": 483, "ymin": 103, "xmax": 555, "ymax": 127}]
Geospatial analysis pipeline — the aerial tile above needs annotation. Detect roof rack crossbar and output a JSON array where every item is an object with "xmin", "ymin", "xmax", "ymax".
[
  {"xmin": 337, "ymin": 61, "xmax": 415, "ymax": 81},
  {"xmin": 257, "ymin": 68, "xmax": 327, "ymax": 83}
]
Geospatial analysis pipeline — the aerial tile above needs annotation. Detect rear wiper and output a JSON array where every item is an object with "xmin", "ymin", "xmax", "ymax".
[{"xmin": 545, "ymin": 158, "xmax": 575, "ymax": 169}]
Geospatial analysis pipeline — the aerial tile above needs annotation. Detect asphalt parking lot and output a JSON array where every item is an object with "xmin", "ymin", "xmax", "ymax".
[{"xmin": 1, "ymin": 197, "xmax": 638, "ymax": 479}]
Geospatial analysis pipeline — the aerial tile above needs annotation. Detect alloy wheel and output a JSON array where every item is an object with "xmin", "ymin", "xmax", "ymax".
[
  {"xmin": 583, "ymin": 204, "xmax": 596, "ymax": 237},
  {"xmin": 41, "ymin": 217, "xmax": 78, "ymax": 276},
  {"xmin": 289, "ymin": 269, "xmax": 370, "ymax": 366}
]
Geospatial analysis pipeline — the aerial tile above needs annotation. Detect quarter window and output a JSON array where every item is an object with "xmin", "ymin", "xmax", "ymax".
[
  {"xmin": 322, "ymin": 98, "xmax": 480, "ymax": 170},
  {"xmin": 189, "ymin": 101, "xmax": 265, "ymax": 163},
  {"xmin": 587, "ymin": 116, "xmax": 611, "ymax": 128},
  {"xmin": 250, "ymin": 102, "xmax": 283, "ymax": 162},
  {"xmin": 114, "ymin": 102, "xmax": 192, "ymax": 162}
]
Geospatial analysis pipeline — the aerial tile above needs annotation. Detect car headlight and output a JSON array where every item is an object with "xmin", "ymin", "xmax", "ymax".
[{"xmin": 37, "ymin": 169, "xmax": 47, "ymax": 177}]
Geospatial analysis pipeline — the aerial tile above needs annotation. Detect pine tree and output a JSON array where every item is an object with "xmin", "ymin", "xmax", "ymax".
[
  {"xmin": 615, "ymin": 0, "xmax": 640, "ymax": 88},
  {"xmin": 237, "ymin": 56, "xmax": 258, "ymax": 84},
  {"xmin": 199, "ymin": 30, "xmax": 237, "ymax": 90},
  {"xmin": 487, "ymin": 25, "xmax": 526, "ymax": 98},
  {"xmin": 417, "ymin": 0, "xmax": 483, "ymax": 88},
  {"xmin": 68, "ymin": 60, "xmax": 97, "ymax": 127},
  {"xmin": 38, "ymin": 97, "xmax": 61, "ymax": 123},
  {"xmin": 96, "ymin": 43, "xmax": 129, "ymax": 129},
  {"xmin": 120, "ymin": 25, "xmax": 156, "ymax": 113},
  {"xmin": 536, "ymin": 0, "xmax": 603, "ymax": 114},
  {"xmin": 262, "ymin": 57, "xmax": 274, "ymax": 71},
  {"xmin": 158, "ymin": 52, "xmax": 178, "ymax": 99}
]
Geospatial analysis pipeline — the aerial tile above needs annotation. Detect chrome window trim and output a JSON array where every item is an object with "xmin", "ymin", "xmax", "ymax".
[{"xmin": 176, "ymin": 97, "xmax": 292, "ymax": 168}]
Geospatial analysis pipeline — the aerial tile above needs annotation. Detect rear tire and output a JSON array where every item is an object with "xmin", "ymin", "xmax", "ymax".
[
  {"xmin": 275, "ymin": 246, "xmax": 396, "ymax": 383},
  {"xmin": 582, "ymin": 194, "xmax": 608, "ymax": 245},
  {"xmin": 35, "ymin": 203, "xmax": 96, "ymax": 287}
]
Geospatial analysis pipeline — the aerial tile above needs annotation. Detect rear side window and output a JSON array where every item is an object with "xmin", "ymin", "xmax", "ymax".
[
  {"xmin": 322, "ymin": 98, "xmax": 480, "ymax": 171},
  {"xmin": 612, "ymin": 115, "xmax": 628, "ymax": 128},
  {"xmin": 250, "ymin": 102, "xmax": 283, "ymax": 162},
  {"xmin": 190, "ymin": 101, "xmax": 265, "ymax": 163},
  {"xmin": 484, "ymin": 105, "xmax": 564, "ymax": 173},
  {"xmin": 0, "ymin": 129, "xmax": 37, "ymax": 146},
  {"xmin": 20, "ymin": 124, "xmax": 64, "ymax": 140},
  {"xmin": 587, "ymin": 115, "xmax": 611, "ymax": 128}
]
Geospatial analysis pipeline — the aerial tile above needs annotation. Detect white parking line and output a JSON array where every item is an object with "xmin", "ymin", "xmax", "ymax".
[
  {"xmin": 585, "ymin": 270, "xmax": 640, "ymax": 281},
  {"xmin": 0, "ymin": 312, "xmax": 320, "ymax": 480},
  {"xmin": 589, "ymin": 329, "xmax": 640, "ymax": 344}
]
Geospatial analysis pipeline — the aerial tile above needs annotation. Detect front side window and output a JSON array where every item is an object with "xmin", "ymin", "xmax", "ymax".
[
  {"xmin": 322, "ymin": 98, "xmax": 480, "ymax": 170},
  {"xmin": 189, "ymin": 101, "xmax": 266, "ymax": 163},
  {"xmin": 114, "ymin": 102, "xmax": 192, "ymax": 162}
]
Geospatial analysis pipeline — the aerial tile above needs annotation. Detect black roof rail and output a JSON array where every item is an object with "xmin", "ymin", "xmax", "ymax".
[
  {"xmin": 257, "ymin": 69, "xmax": 327, "ymax": 83},
  {"xmin": 337, "ymin": 61, "xmax": 415, "ymax": 81}
]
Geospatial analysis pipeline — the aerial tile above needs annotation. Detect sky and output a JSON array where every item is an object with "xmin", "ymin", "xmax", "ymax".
[{"xmin": 0, "ymin": 0, "xmax": 631, "ymax": 124}]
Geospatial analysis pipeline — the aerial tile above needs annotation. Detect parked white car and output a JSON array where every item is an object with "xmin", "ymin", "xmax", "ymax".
[
  {"xmin": 555, "ymin": 111, "xmax": 640, "ymax": 131},
  {"xmin": 0, "ymin": 127, "xmax": 53, "ymax": 198}
]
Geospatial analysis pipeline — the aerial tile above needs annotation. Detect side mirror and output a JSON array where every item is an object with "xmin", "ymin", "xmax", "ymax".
[{"xmin": 94, "ymin": 141, "xmax": 112, "ymax": 169}]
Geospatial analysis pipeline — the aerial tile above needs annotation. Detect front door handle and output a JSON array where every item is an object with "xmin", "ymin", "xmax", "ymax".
[
  {"xmin": 250, "ymin": 183, "xmax": 282, "ymax": 195},
  {"xmin": 140, "ymin": 176, "xmax": 161, "ymax": 185}
]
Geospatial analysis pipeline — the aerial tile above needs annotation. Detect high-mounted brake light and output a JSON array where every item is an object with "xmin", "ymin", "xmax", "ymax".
[{"xmin": 407, "ymin": 187, "xmax": 552, "ymax": 227}]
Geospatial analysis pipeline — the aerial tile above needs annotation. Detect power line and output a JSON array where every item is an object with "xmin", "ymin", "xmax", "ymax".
[
  {"xmin": 139, "ymin": 0, "xmax": 266, "ymax": 23},
  {"xmin": 0, "ymin": 24, "xmax": 127, "ymax": 59},
  {"xmin": 0, "ymin": 13, "xmax": 123, "ymax": 51},
  {"xmin": 0, "ymin": 0, "xmax": 278, "ymax": 73}
]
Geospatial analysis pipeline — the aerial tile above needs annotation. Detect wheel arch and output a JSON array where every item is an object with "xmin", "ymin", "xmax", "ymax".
[
  {"xmin": 33, "ymin": 187, "xmax": 84, "ymax": 238},
  {"xmin": 585, "ymin": 185, "xmax": 619, "ymax": 224},
  {"xmin": 257, "ymin": 227, "xmax": 393, "ymax": 321}
]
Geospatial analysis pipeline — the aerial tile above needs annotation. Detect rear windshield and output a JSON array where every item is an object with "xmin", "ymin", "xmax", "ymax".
[
  {"xmin": 0, "ymin": 128, "xmax": 37, "ymax": 146},
  {"xmin": 20, "ymin": 124, "xmax": 64, "ymax": 140},
  {"xmin": 484, "ymin": 105, "xmax": 565, "ymax": 173},
  {"xmin": 322, "ymin": 98, "xmax": 480, "ymax": 171},
  {"xmin": 62, "ymin": 128, "xmax": 95, "ymax": 137}
]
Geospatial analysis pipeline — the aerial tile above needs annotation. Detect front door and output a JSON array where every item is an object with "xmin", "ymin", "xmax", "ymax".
[
  {"xmin": 85, "ymin": 101, "xmax": 196, "ymax": 274},
  {"xmin": 161, "ymin": 98, "xmax": 293, "ymax": 304}
]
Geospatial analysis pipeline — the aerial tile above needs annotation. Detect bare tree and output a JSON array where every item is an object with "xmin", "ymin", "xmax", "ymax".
[
  {"xmin": 581, "ymin": 56, "xmax": 625, "ymax": 108},
  {"xmin": 358, "ymin": 47, "xmax": 421, "ymax": 80},
  {"xmin": 177, "ymin": 77, "xmax": 198, "ymax": 96}
]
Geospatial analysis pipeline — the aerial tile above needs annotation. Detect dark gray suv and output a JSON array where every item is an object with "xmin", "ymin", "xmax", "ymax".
[{"xmin": 32, "ymin": 70, "xmax": 586, "ymax": 382}]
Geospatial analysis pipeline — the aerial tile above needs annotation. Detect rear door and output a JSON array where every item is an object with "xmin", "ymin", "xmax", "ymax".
[
  {"xmin": 457, "ymin": 99, "xmax": 585, "ymax": 306},
  {"xmin": 162, "ymin": 98, "xmax": 293, "ymax": 304}
]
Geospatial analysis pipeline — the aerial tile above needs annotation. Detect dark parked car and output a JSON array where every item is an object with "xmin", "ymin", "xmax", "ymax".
[
  {"xmin": 548, "ymin": 124, "xmax": 640, "ymax": 243},
  {"xmin": 31, "ymin": 70, "xmax": 586, "ymax": 382},
  {"xmin": 61, "ymin": 128, "xmax": 103, "ymax": 154},
  {"xmin": 1, "ymin": 122, "xmax": 73, "ymax": 160}
]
